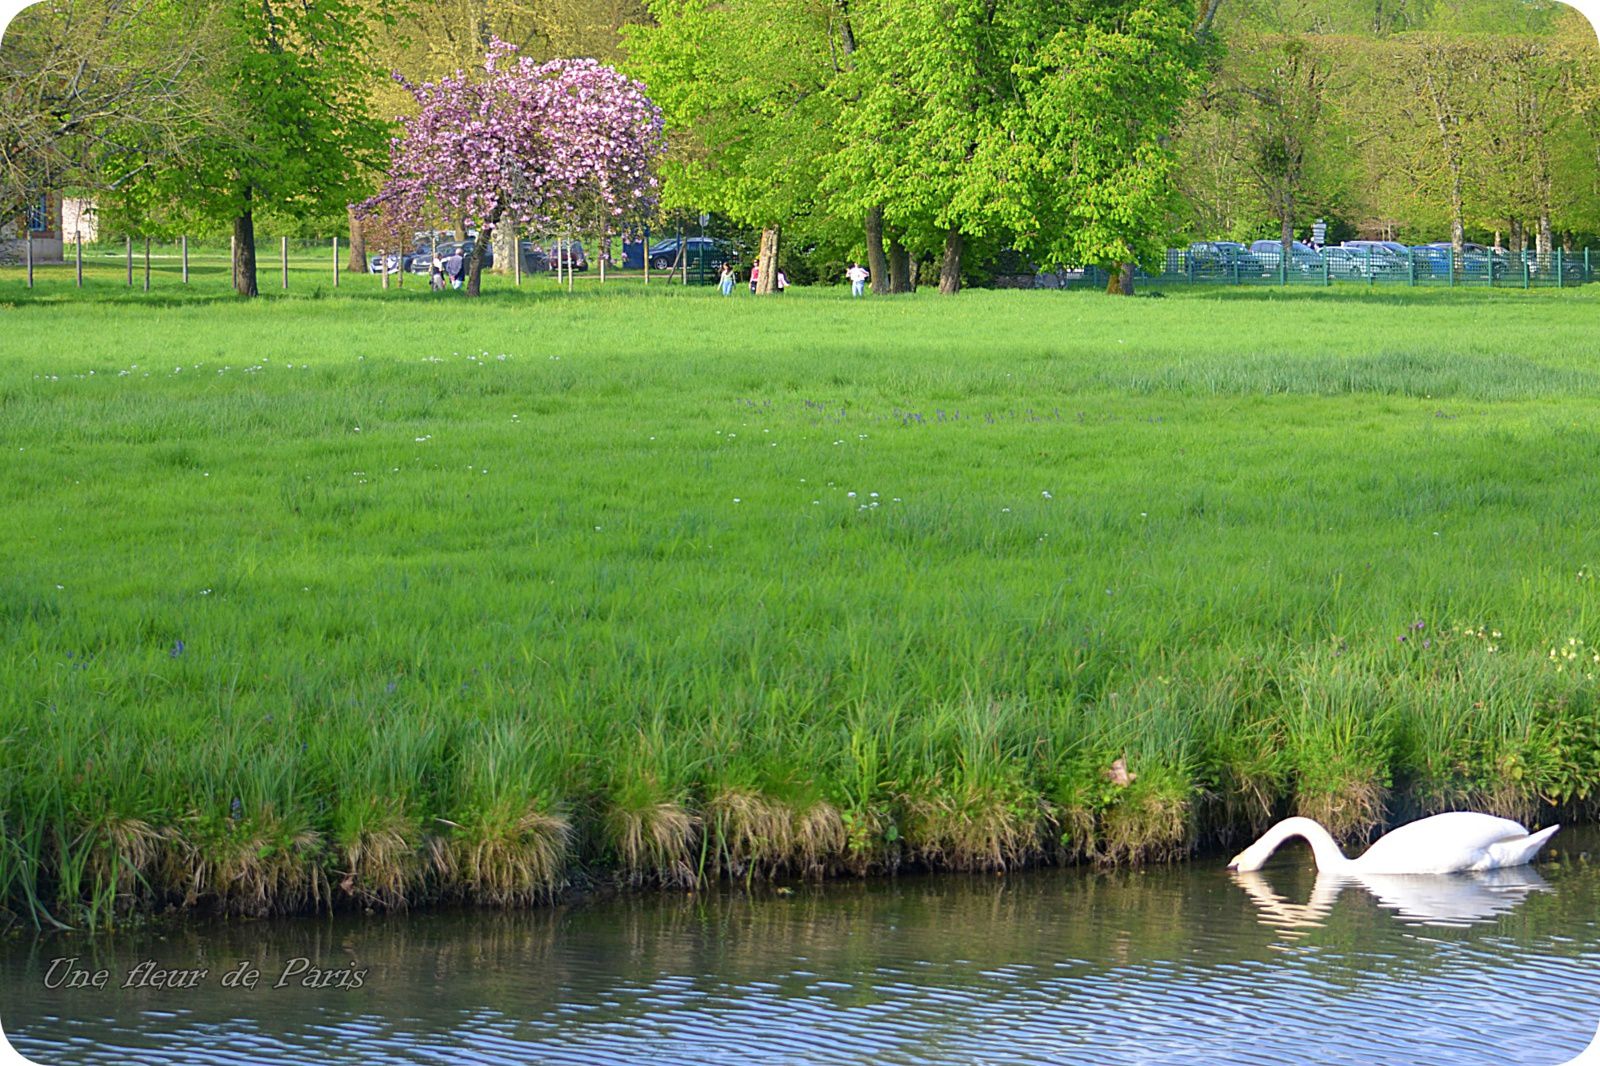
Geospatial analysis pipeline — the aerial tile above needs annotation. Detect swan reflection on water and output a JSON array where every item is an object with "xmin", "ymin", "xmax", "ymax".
[{"xmin": 1231, "ymin": 865, "xmax": 1553, "ymax": 933}]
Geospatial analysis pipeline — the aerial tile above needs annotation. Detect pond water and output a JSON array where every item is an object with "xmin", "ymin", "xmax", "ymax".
[{"xmin": 4, "ymin": 827, "xmax": 1600, "ymax": 1065}]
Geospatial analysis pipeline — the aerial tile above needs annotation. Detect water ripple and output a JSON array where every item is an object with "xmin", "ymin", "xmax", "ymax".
[{"xmin": 7, "ymin": 834, "xmax": 1600, "ymax": 1065}]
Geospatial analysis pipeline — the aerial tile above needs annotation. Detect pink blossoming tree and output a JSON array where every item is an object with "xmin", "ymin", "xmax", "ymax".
[{"xmin": 359, "ymin": 42, "xmax": 665, "ymax": 297}]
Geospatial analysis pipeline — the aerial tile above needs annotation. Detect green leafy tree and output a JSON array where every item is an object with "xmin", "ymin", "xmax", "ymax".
[
  {"xmin": 1229, "ymin": 34, "xmax": 1352, "ymax": 254},
  {"xmin": 625, "ymin": 0, "xmax": 845, "ymax": 293},
  {"xmin": 0, "ymin": 0, "xmax": 223, "ymax": 224},
  {"xmin": 836, "ymin": 0, "xmax": 1208, "ymax": 295},
  {"xmin": 111, "ymin": 0, "xmax": 390, "ymax": 296}
]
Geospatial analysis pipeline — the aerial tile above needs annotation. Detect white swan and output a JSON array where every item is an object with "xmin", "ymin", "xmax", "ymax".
[{"xmin": 1226, "ymin": 812, "xmax": 1559, "ymax": 875}]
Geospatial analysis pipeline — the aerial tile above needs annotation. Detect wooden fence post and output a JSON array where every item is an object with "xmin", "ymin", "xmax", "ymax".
[
  {"xmin": 143, "ymin": 236, "xmax": 151, "ymax": 291},
  {"xmin": 333, "ymin": 236, "xmax": 339, "ymax": 287},
  {"xmin": 182, "ymin": 235, "xmax": 189, "ymax": 284},
  {"xmin": 126, "ymin": 235, "xmax": 133, "ymax": 286},
  {"xmin": 25, "ymin": 234, "xmax": 33, "ymax": 289},
  {"xmin": 281, "ymin": 236, "xmax": 288, "ymax": 290},
  {"xmin": 76, "ymin": 235, "xmax": 83, "ymax": 288}
]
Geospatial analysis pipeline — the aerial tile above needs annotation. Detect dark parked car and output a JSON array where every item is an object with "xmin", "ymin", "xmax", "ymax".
[
  {"xmin": 1414, "ymin": 242, "xmax": 1509, "ymax": 276},
  {"xmin": 645, "ymin": 236, "xmax": 733, "ymax": 272},
  {"xmin": 1186, "ymin": 241, "xmax": 1254, "ymax": 272},
  {"xmin": 394, "ymin": 241, "xmax": 495, "ymax": 275}
]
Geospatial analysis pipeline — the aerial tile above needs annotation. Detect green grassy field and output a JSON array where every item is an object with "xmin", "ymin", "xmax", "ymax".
[{"xmin": 5, "ymin": 259, "xmax": 1600, "ymax": 927}]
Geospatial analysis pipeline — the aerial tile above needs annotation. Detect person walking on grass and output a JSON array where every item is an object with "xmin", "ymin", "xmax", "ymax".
[
  {"xmin": 846, "ymin": 262, "xmax": 869, "ymax": 297},
  {"xmin": 748, "ymin": 261, "xmax": 759, "ymax": 293},
  {"xmin": 444, "ymin": 246, "xmax": 465, "ymax": 290},
  {"xmin": 719, "ymin": 262, "xmax": 736, "ymax": 296}
]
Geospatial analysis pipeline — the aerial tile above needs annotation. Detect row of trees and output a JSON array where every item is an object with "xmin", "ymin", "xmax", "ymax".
[
  {"xmin": 625, "ymin": 0, "xmax": 1223, "ymax": 294},
  {"xmin": 1176, "ymin": 14, "xmax": 1600, "ymax": 263},
  {"xmin": 4, "ymin": 0, "xmax": 1599, "ymax": 296}
]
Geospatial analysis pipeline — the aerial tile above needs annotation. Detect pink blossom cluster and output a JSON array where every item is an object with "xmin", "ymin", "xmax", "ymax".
[{"xmin": 358, "ymin": 41, "xmax": 665, "ymax": 236}]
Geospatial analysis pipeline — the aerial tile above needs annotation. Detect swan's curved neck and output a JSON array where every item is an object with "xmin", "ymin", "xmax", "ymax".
[{"xmin": 1254, "ymin": 817, "xmax": 1357, "ymax": 873}]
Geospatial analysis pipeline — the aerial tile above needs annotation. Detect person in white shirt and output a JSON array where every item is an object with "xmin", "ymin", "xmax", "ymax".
[{"xmin": 846, "ymin": 262, "xmax": 870, "ymax": 297}]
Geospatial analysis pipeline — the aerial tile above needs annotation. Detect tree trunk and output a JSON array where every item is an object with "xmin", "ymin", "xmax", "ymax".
[
  {"xmin": 465, "ymin": 235, "xmax": 488, "ymax": 297},
  {"xmin": 1105, "ymin": 262, "xmax": 1135, "ymax": 295},
  {"xmin": 937, "ymin": 227, "xmax": 962, "ymax": 295},
  {"xmin": 1537, "ymin": 212, "xmax": 1553, "ymax": 260},
  {"xmin": 887, "ymin": 237, "xmax": 912, "ymax": 294},
  {"xmin": 1280, "ymin": 210, "xmax": 1294, "ymax": 257},
  {"xmin": 454, "ymin": 219, "xmax": 467, "ymax": 242},
  {"xmin": 864, "ymin": 205, "xmax": 889, "ymax": 295},
  {"xmin": 1510, "ymin": 219, "xmax": 1525, "ymax": 254},
  {"xmin": 754, "ymin": 226, "xmax": 781, "ymax": 294},
  {"xmin": 233, "ymin": 199, "xmax": 258, "ymax": 297},
  {"xmin": 1448, "ymin": 163, "xmax": 1466, "ymax": 269},
  {"xmin": 346, "ymin": 205, "xmax": 369, "ymax": 273},
  {"xmin": 491, "ymin": 220, "xmax": 516, "ymax": 275}
]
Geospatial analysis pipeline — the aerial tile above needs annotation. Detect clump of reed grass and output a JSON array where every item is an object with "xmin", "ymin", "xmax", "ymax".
[
  {"xmin": 604, "ymin": 790, "xmax": 701, "ymax": 888},
  {"xmin": 1094, "ymin": 769, "xmax": 1194, "ymax": 866},
  {"xmin": 837, "ymin": 718, "xmax": 900, "ymax": 876},
  {"xmin": 894, "ymin": 699, "xmax": 1045, "ymax": 871},
  {"xmin": 708, "ymin": 787, "xmax": 795, "ymax": 879},
  {"xmin": 436, "ymin": 719, "xmax": 572, "ymax": 904},
  {"xmin": 1282, "ymin": 670, "xmax": 1392, "ymax": 842},
  {"xmin": 436, "ymin": 798, "xmax": 571, "ymax": 905},
  {"xmin": 332, "ymin": 801, "xmax": 426, "ymax": 910},
  {"xmin": 900, "ymin": 775, "xmax": 1043, "ymax": 872},
  {"xmin": 601, "ymin": 726, "xmax": 703, "ymax": 888},
  {"xmin": 1045, "ymin": 772, "xmax": 1105, "ymax": 863},
  {"xmin": 176, "ymin": 808, "xmax": 327, "ymax": 917},
  {"xmin": 791, "ymin": 800, "xmax": 848, "ymax": 879},
  {"xmin": 82, "ymin": 812, "xmax": 166, "ymax": 914}
]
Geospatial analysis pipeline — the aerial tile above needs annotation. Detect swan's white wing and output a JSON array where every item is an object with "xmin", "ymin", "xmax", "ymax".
[
  {"xmin": 1484, "ymin": 824, "xmax": 1559, "ymax": 869},
  {"xmin": 1354, "ymin": 812, "xmax": 1531, "ymax": 874}
]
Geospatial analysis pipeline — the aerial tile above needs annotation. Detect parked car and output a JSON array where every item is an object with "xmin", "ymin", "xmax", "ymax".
[
  {"xmin": 1511, "ymin": 249, "xmax": 1584, "ymax": 282},
  {"xmin": 1329, "ymin": 241, "xmax": 1410, "ymax": 278},
  {"xmin": 397, "ymin": 241, "xmax": 495, "ymax": 276},
  {"xmin": 369, "ymin": 252, "xmax": 409, "ymax": 274},
  {"xmin": 646, "ymin": 236, "xmax": 733, "ymax": 272},
  {"xmin": 1248, "ymin": 239, "xmax": 1323, "ymax": 275},
  {"xmin": 536, "ymin": 239, "xmax": 587, "ymax": 272},
  {"xmin": 1414, "ymin": 242, "xmax": 1509, "ymax": 275},
  {"xmin": 1186, "ymin": 241, "xmax": 1256, "ymax": 275}
]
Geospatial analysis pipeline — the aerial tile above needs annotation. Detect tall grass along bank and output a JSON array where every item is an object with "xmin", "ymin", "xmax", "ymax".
[{"xmin": 4, "ymin": 275, "xmax": 1600, "ymax": 928}]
